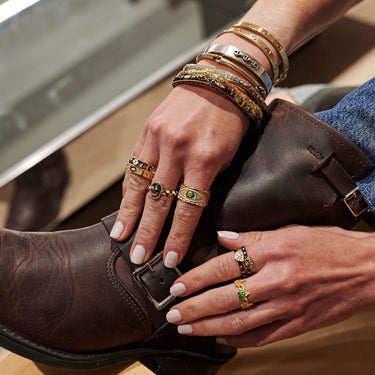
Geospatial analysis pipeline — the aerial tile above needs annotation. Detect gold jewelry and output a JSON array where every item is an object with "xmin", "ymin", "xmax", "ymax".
[
  {"xmin": 218, "ymin": 27, "xmax": 279, "ymax": 83},
  {"xmin": 232, "ymin": 22, "xmax": 289, "ymax": 85},
  {"xmin": 182, "ymin": 65, "xmax": 269, "ymax": 117},
  {"xmin": 200, "ymin": 45, "xmax": 273, "ymax": 95},
  {"xmin": 148, "ymin": 182, "xmax": 178, "ymax": 200},
  {"xmin": 129, "ymin": 157, "xmax": 156, "ymax": 172},
  {"xmin": 234, "ymin": 246, "xmax": 254, "ymax": 278},
  {"xmin": 173, "ymin": 71, "xmax": 262, "ymax": 122},
  {"xmin": 196, "ymin": 52, "xmax": 268, "ymax": 98},
  {"xmin": 126, "ymin": 163, "xmax": 155, "ymax": 180},
  {"xmin": 234, "ymin": 279, "xmax": 253, "ymax": 309},
  {"xmin": 177, "ymin": 184, "xmax": 211, "ymax": 207}
]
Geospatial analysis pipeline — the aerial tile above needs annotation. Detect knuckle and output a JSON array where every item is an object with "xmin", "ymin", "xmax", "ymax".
[
  {"xmin": 230, "ymin": 316, "xmax": 248, "ymax": 335},
  {"xmin": 216, "ymin": 256, "xmax": 236, "ymax": 280},
  {"xmin": 146, "ymin": 116, "xmax": 165, "ymax": 138},
  {"xmin": 212, "ymin": 288, "xmax": 234, "ymax": 312},
  {"xmin": 120, "ymin": 204, "xmax": 138, "ymax": 218},
  {"xmin": 127, "ymin": 174, "xmax": 148, "ymax": 194}
]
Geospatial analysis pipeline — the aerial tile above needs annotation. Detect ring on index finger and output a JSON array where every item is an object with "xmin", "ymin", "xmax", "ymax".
[{"xmin": 234, "ymin": 246, "xmax": 254, "ymax": 278}]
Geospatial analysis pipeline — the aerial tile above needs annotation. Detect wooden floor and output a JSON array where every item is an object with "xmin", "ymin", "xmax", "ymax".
[{"xmin": 1, "ymin": 0, "xmax": 375, "ymax": 374}]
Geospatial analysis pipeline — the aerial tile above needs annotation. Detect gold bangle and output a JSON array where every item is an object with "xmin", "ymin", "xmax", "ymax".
[
  {"xmin": 173, "ymin": 71, "xmax": 262, "ymax": 122},
  {"xmin": 196, "ymin": 52, "xmax": 267, "ymax": 99},
  {"xmin": 218, "ymin": 27, "xmax": 279, "ymax": 84},
  {"xmin": 232, "ymin": 22, "xmax": 289, "ymax": 84},
  {"xmin": 182, "ymin": 66, "xmax": 269, "ymax": 116}
]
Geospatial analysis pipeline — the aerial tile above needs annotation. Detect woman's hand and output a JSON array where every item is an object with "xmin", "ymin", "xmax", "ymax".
[
  {"xmin": 110, "ymin": 85, "xmax": 249, "ymax": 267},
  {"xmin": 166, "ymin": 225, "xmax": 375, "ymax": 347}
]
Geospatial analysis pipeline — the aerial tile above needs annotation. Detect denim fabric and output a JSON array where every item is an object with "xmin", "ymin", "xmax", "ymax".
[{"xmin": 315, "ymin": 77, "xmax": 375, "ymax": 212}]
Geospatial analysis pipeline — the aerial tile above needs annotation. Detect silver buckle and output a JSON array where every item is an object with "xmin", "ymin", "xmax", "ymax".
[
  {"xmin": 132, "ymin": 252, "xmax": 182, "ymax": 310},
  {"xmin": 343, "ymin": 187, "xmax": 367, "ymax": 217}
]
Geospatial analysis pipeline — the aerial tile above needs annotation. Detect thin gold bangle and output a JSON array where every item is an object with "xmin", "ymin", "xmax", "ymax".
[
  {"xmin": 173, "ymin": 71, "xmax": 262, "ymax": 122},
  {"xmin": 218, "ymin": 27, "xmax": 279, "ymax": 84},
  {"xmin": 196, "ymin": 52, "xmax": 267, "ymax": 99},
  {"xmin": 232, "ymin": 22, "xmax": 288, "ymax": 84},
  {"xmin": 183, "ymin": 66, "xmax": 269, "ymax": 116}
]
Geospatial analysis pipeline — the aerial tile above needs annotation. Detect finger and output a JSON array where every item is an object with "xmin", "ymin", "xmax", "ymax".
[
  {"xmin": 162, "ymin": 165, "xmax": 217, "ymax": 268},
  {"xmin": 170, "ymin": 246, "xmax": 264, "ymax": 298},
  {"xmin": 168, "ymin": 276, "xmax": 266, "ymax": 324},
  {"xmin": 111, "ymin": 140, "xmax": 159, "ymax": 241},
  {"xmin": 122, "ymin": 128, "xmax": 148, "ymax": 197},
  {"xmin": 177, "ymin": 302, "xmax": 283, "ymax": 337},
  {"xmin": 218, "ymin": 318, "xmax": 301, "ymax": 348},
  {"xmin": 129, "ymin": 155, "xmax": 182, "ymax": 264}
]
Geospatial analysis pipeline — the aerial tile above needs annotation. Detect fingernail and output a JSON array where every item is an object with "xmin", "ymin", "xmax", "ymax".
[
  {"xmin": 110, "ymin": 221, "xmax": 124, "ymax": 239},
  {"xmin": 166, "ymin": 309, "xmax": 182, "ymax": 323},
  {"xmin": 178, "ymin": 324, "xmax": 193, "ymax": 335},
  {"xmin": 217, "ymin": 231, "xmax": 239, "ymax": 240},
  {"xmin": 131, "ymin": 245, "xmax": 146, "ymax": 264},
  {"xmin": 216, "ymin": 336, "xmax": 228, "ymax": 345},
  {"xmin": 164, "ymin": 251, "xmax": 179, "ymax": 268},
  {"xmin": 170, "ymin": 283, "xmax": 186, "ymax": 297}
]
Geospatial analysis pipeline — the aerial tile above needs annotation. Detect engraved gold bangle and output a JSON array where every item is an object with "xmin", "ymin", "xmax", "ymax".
[
  {"xmin": 173, "ymin": 72, "xmax": 262, "ymax": 122},
  {"xmin": 200, "ymin": 45, "xmax": 272, "ymax": 95},
  {"xmin": 126, "ymin": 163, "xmax": 155, "ymax": 180},
  {"xmin": 232, "ymin": 22, "xmax": 289, "ymax": 85},
  {"xmin": 177, "ymin": 184, "xmax": 211, "ymax": 207},
  {"xmin": 218, "ymin": 27, "xmax": 279, "ymax": 84},
  {"xmin": 183, "ymin": 65, "xmax": 269, "ymax": 116},
  {"xmin": 196, "ymin": 52, "xmax": 268, "ymax": 99},
  {"xmin": 234, "ymin": 279, "xmax": 253, "ymax": 309}
]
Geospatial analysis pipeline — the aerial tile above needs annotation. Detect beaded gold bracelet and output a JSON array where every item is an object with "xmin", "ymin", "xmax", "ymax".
[
  {"xmin": 172, "ymin": 71, "xmax": 262, "ymax": 123},
  {"xmin": 232, "ymin": 22, "xmax": 289, "ymax": 84},
  {"xmin": 196, "ymin": 52, "xmax": 268, "ymax": 99},
  {"xmin": 183, "ymin": 64, "xmax": 269, "ymax": 116},
  {"xmin": 218, "ymin": 27, "xmax": 280, "ymax": 84}
]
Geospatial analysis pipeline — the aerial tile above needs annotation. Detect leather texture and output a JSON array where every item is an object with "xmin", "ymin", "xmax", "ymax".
[{"xmin": 0, "ymin": 100, "xmax": 373, "ymax": 371}]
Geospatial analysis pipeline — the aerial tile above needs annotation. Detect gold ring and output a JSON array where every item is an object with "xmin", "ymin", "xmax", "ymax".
[
  {"xmin": 234, "ymin": 246, "xmax": 254, "ymax": 278},
  {"xmin": 126, "ymin": 163, "xmax": 155, "ymax": 180},
  {"xmin": 129, "ymin": 157, "xmax": 156, "ymax": 173},
  {"xmin": 177, "ymin": 184, "xmax": 211, "ymax": 207},
  {"xmin": 148, "ymin": 182, "xmax": 178, "ymax": 200},
  {"xmin": 234, "ymin": 279, "xmax": 253, "ymax": 309}
]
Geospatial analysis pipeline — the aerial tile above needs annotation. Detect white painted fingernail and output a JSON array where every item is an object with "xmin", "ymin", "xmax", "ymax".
[
  {"xmin": 166, "ymin": 309, "xmax": 182, "ymax": 323},
  {"xmin": 110, "ymin": 221, "xmax": 124, "ymax": 239},
  {"xmin": 216, "ymin": 336, "xmax": 228, "ymax": 345},
  {"xmin": 217, "ymin": 231, "xmax": 240, "ymax": 239},
  {"xmin": 164, "ymin": 251, "xmax": 179, "ymax": 268},
  {"xmin": 131, "ymin": 245, "xmax": 146, "ymax": 264},
  {"xmin": 170, "ymin": 283, "xmax": 186, "ymax": 297},
  {"xmin": 178, "ymin": 324, "xmax": 193, "ymax": 335}
]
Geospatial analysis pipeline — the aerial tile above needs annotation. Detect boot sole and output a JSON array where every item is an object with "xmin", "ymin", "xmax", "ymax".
[{"xmin": 0, "ymin": 323, "xmax": 235, "ymax": 373}]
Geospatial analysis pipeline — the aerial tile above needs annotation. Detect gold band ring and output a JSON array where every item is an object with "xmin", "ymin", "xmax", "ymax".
[
  {"xmin": 234, "ymin": 279, "xmax": 253, "ymax": 309},
  {"xmin": 129, "ymin": 157, "xmax": 156, "ymax": 173},
  {"xmin": 177, "ymin": 184, "xmax": 211, "ymax": 207},
  {"xmin": 126, "ymin": 163, "xmax": 155, "ymax": 180},
  {"xmin": 234, "ymin": 246, "xmax": 254, "ymax": 278},
  {"xmin": 148, "ymin": 182, "xmax": 178, "ymax": 200}
]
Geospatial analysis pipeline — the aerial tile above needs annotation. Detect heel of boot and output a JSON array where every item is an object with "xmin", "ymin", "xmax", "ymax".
[{"xmin": 141, "ymin": 353, "xmax": 226, "ymax": 375}]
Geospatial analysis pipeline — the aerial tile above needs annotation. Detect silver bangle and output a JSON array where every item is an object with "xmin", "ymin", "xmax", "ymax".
[{"xmin": 202, "ymin": 45, "xmax": 273, "ymax": 93}]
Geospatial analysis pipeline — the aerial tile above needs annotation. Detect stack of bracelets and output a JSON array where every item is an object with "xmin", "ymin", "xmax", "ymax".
[{"xmin": 172, "ymin": 22, "xmax": 289, "ymax": 125}]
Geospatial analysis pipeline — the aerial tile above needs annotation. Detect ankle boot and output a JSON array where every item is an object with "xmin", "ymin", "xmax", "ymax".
[{"xmin": 0, "ymin": 100, "xmax": 373, "ymax": 374}]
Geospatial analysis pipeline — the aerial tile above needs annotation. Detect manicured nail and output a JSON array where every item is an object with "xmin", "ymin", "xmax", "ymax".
[
  {"xmin": 110, "ymin": 221, "xmax": 124, "ymax": 239},
  {"xmin": 164, "ymin": 251, "xmax": 179, "ymax": 268},
  {"xmin": 178, "ymin": 324, "xmax": 193, "ymax": 335},
  {"xmin": 166, "ymin": 309, "xmax": 182, "ymax": 323},
  {"xmin": 131, "ymin": 245, "xmax": 146, "ymax": 264},
  {"xmin": 170, "ymin": 283, "xmax": 186, "ymax": 297},
  {"xmin": 216, "ymin": 336, "xmax": 228, "ymax": 345},
  {"xmin": 217, "ymin": 231, "xmax": 240, "ymax": 239}
]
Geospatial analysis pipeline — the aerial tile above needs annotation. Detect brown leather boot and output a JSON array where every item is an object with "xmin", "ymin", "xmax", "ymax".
[{"xmin": 0, "ymin": 100, "xmax": 373, "ymax": 374}]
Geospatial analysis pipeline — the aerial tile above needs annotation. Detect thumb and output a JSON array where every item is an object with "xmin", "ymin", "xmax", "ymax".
[{"xmin": 217, "ymin": 229, "xmax": 275, "ymax": 250}]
